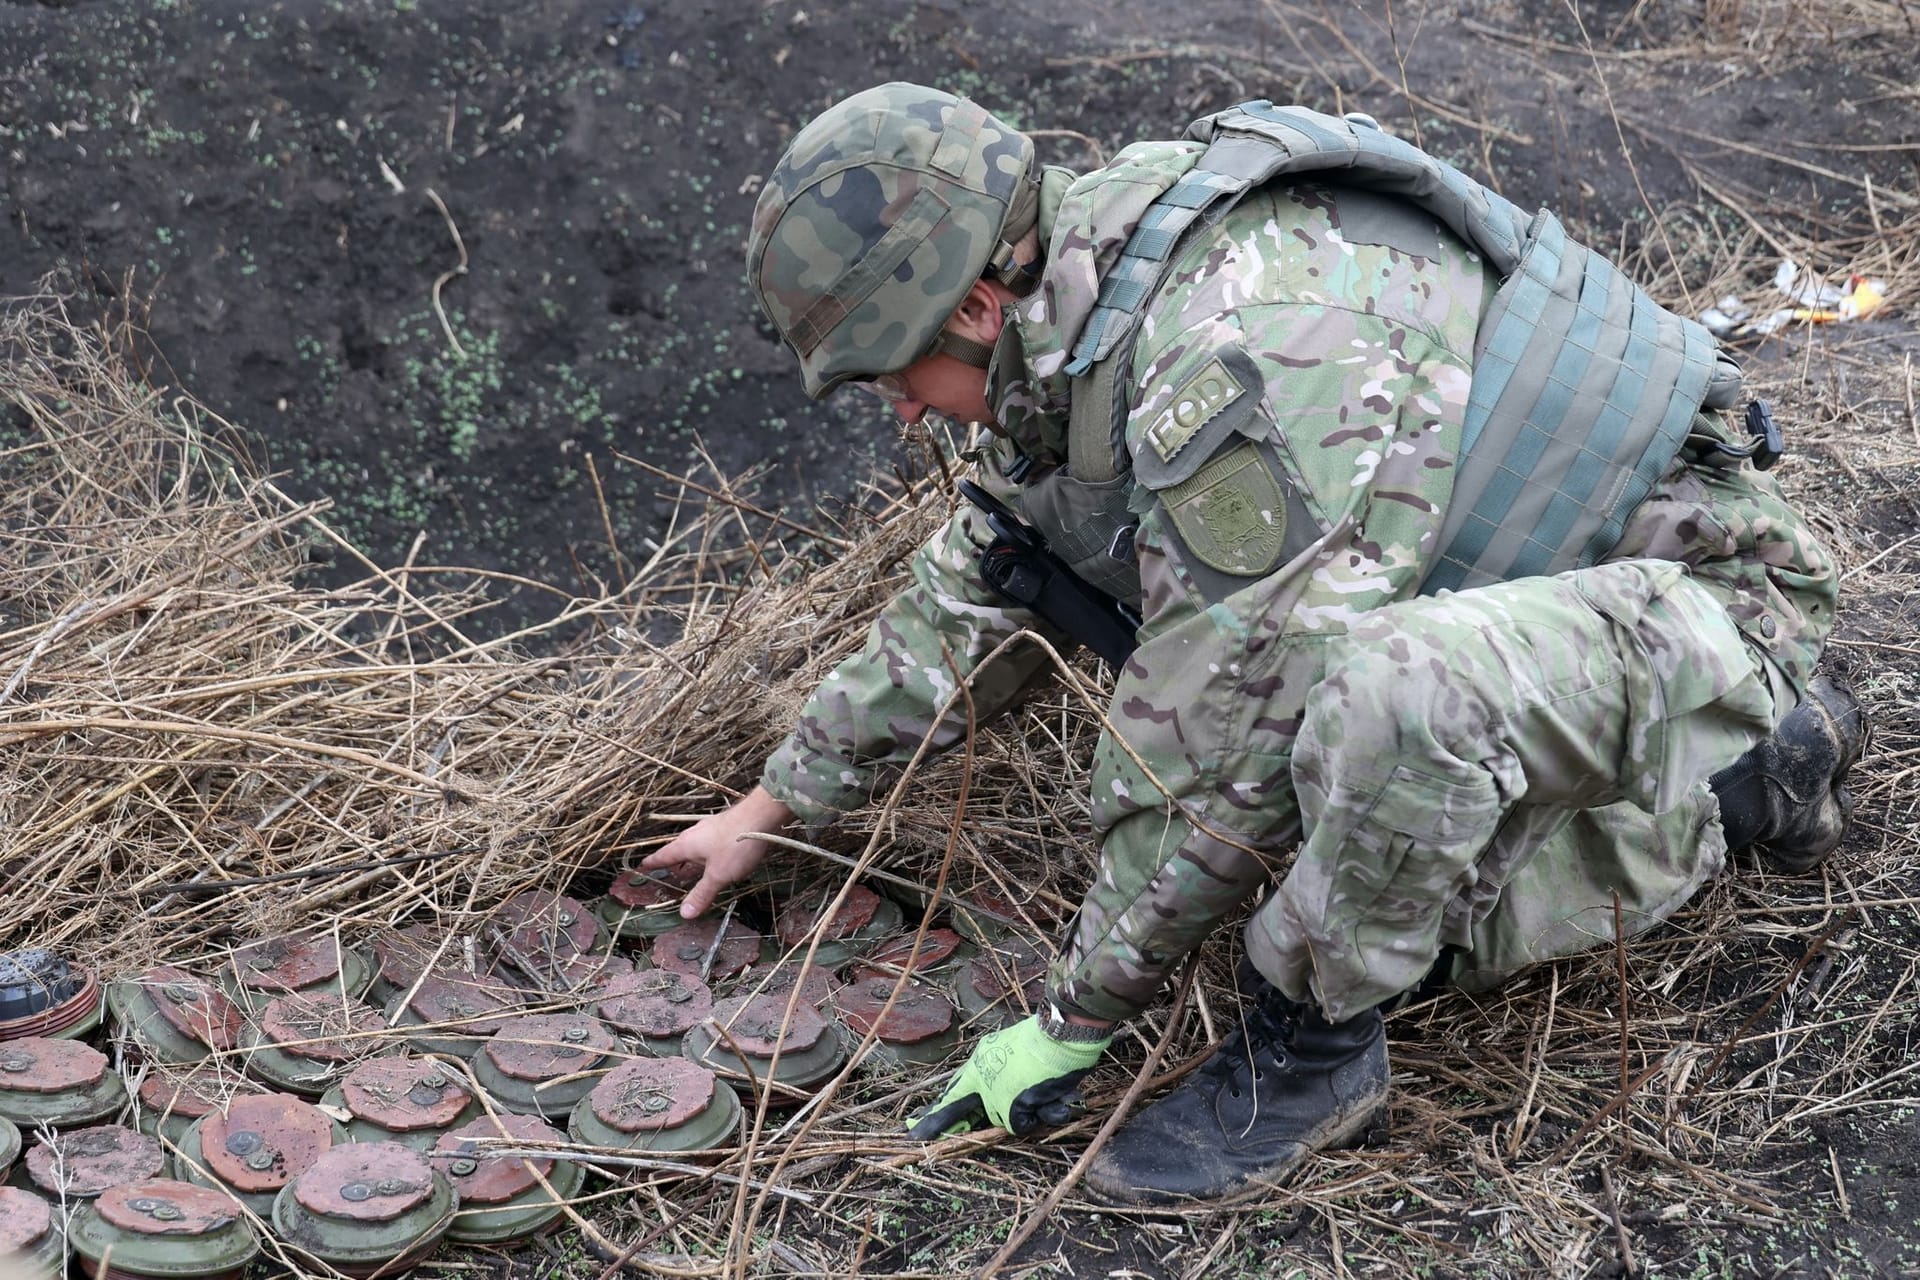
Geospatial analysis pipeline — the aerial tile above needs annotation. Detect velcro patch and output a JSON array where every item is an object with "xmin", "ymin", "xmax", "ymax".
[
  {"xmin": 1162, "ymin": 441, "xmax": 1287, "ymax": 577},
  {"xmin": 1144, "ymin": 357, "xmax": 1245, "ymax": 464}
]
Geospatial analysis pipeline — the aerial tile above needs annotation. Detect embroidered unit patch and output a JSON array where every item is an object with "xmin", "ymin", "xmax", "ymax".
[{"xmin": 1162, "ymin": 441, "xmax": 1287, "ymax": 576}]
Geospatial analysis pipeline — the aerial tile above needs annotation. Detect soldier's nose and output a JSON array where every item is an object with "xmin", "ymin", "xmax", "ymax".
[{"xmin": 893, "ymin": 400, "xmax": 928, "ymax": 426}]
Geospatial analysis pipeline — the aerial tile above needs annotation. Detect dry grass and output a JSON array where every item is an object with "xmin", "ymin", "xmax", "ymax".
[
  {"xmin": 4, "ymin": 293, "xmax": 1916, "ymax": 1279},
  {"xmin": 5, "ymin": 5, "xmax": 1920, "ymax": 1276}
]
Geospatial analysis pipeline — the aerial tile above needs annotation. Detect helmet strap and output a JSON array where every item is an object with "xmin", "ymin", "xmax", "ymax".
[
  {"xmin": 986, "ymin": 169, "xmax": 1044, "ymax": 292},
  {"xmin": 929, "ymin": 330, "xmax": 996, "ymax": 369}
]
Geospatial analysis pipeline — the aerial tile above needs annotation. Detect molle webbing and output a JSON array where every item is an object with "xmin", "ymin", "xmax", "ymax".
[
  {"xmin": 1057, "ymin": 100, "xmax": 1734, "ymax": 592},
  {"xmin": 1426, "ymin": 212, "xmax": 1714, "ymax": 593}
]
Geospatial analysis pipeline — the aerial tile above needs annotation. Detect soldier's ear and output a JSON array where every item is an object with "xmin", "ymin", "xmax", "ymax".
[{"xmin": 947, "ymin": 278, "xmax": 1015, "ymax": 345}]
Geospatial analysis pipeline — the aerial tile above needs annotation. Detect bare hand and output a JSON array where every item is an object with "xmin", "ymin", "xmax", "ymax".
[{"xmin": 640, "ymin": 785, "xmax": 794, "ymax": 918}]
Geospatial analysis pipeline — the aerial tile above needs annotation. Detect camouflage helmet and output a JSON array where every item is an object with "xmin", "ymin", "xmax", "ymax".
[{"xmin": 747, "ymin": 83, "xmax": 1040, "ymax": 400}]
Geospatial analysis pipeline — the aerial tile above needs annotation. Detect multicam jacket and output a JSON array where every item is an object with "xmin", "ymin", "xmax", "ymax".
[{"xmin": 761, "ymin": 140, "xmax": 1834, "ymax": 1023}]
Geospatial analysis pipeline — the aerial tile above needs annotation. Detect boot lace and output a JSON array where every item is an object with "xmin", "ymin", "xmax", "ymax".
[{"xmin": 1203, "ymin": 989, "xmax": 1301, "ymax": 1101}]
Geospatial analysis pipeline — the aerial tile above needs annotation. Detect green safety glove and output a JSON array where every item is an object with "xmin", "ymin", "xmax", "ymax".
[{"xmin": 907, "ymin": 1013, "xmax": 1112, "ymax": 1139}]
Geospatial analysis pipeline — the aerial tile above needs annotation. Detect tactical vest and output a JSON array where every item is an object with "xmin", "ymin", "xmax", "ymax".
[{"xmin": 1031, "ymin": 101, "xmax": 1746, "ymax": 601}]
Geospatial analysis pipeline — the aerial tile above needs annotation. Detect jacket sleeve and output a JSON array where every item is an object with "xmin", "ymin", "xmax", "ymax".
[
  {"xmin": 761, "ymin": 447, "xmax": 1071, "ymax": 828},
  {"xmin": 1045, "ymin": 500, "xmax": 1320, "ymax": 1022}
]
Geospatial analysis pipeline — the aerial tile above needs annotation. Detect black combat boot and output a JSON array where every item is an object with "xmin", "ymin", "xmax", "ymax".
[
  {"xmin": 1084, "ymin": 967, "xmax": 1389, "ymax": 1206},
  {"xmin": 1710, "ymin": 674, "xmax": 1867, "ymax": 874}
]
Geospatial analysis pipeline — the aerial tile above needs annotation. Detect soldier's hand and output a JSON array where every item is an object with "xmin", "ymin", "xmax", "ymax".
[
  {"xmin": 640, "ymin": 786, "xmax": 793, "ymax": 918},
  {"xmin": 907, "ymin": 1014, "xmax": 1112, "ymax": 1139}
]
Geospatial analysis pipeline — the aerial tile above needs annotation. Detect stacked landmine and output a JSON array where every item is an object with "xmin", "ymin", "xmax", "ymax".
[
  {"xmin": 490, "ymin": 891, "xmax": 609, "ymax": 989},
  {"xmin": 385, "ymin": 973, "xmax": 524, "ymax": 1059},
  {"xmin": 0, "ymin": 1039, "xmax": 127, "ymax": 1131},
  {"xmin": 108, "ymin": 967, "xmax": 246, "ymax": 1065},
  {"xmin": 831, "ymin": 975, "xmax": 961, "ymax": 1068},
  {"xmin": 772, "ymin": 886, "xmax": 903, "ymax": 968},
  {"xmin": 593, "ymin": 869, "xmax": 689, "ymax": 942},
  {"xmin": 319, "ymin": 1058, "xmax": 478, "ymax": 1151},
  {"xmin": 174, "ymin": 1091, "xmax": 349, "ymax": 1216},
  {"xmin": 69, "ymin": 1179, "xmax": 262, "ymax": 1279},
  {"xmin": 571, "ymin": 1055, "xmax": 741, "ymax": 1156},
  {"xmin": 0, "ymin": 950, "xmax": 106, "ymax": 1044},
  {"xmin": 0, "ymin": 1186, "xmax": 68, "ymax": 1279},
  {"xmin": 432, "ymin": 1113, "xmax": 583, "ymax": 1246},
  {"xmin": 597, "ymin": 969, "xmax": 715, "ymax": 1056},
  {"xmin": 135, "ymin": 1062, "xmax": 266, "ymax": 1149},
  {"xmin": 273, "ymin": 1142, "xmax": 457, "ymax": 1277},
  {"xmin": 221, "ymin": 932, "xmax": 377, "ymax": 1013},
  {"xmin": 472, "ymin": 1014, "xmax": 618, "ymax": 1120},
  {"xmin": 242, "ymin": 991, "xmax": 389, "ymax": 1097},
  {"xmin": 20, "ymin": 1124, "xmax": 166, "ymax": 1200},
  {"xmin": 0, "ymin": 872, "xmax": 1053, "ymax": 1273},
  {"xmin": 953, "ymin": 936, "xmax": 1052, "ymax": 1030},
  {"xmin": 652, "ymin": 918, "xmax": 766, "ymax": 985},
  {"xmin": 684, "ymin": 993, "xmax": 848, "ymax": 1101}
]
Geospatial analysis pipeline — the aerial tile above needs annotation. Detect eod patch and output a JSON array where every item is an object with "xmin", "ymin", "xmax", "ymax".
[{"xmin": 1144, "ymin": 357, "xmax": 1245, "ymax": 464}]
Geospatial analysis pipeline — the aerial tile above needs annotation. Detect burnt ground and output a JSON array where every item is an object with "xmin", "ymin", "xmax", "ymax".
[{"xmin": 3, "ymin": 0, "xmax": 1920, "ymax": 1276}]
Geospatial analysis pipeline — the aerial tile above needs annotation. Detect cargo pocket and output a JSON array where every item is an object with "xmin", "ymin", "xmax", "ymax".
[
  {"xmin": 1574, "ymin": 559, "xmax": 1755, "ymax": 812},
  {"xmin": 1319, "ymin": 759, "xmax": 1504, "ymax": 1001}
]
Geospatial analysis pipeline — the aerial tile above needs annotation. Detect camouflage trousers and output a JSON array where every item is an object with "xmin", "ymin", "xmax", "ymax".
[{"xmin": 1243, "ymin": 559, "xmax": 1794, "ymax": 1022}]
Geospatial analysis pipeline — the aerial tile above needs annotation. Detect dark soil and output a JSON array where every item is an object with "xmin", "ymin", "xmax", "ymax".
[
  {"xmin": 5, "ymin": 0, "xmax": 1905, "ymax": 619},
  {"xmin": 4, "ymin": 0, "xmax": 1919, "ymax": 1275}
]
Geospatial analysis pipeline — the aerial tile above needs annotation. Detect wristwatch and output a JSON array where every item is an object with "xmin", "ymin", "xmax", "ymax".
[{"xmin": 1039, "ymin": 1002, "xmax": 1115, "ymax": 1044}]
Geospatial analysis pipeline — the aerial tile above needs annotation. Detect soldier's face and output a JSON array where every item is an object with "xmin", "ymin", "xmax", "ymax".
[
  {"xmin": 873, "ymin": 278, "xmax": 1014, "ymax": 428},
  {"xmin": 877, "ymin": 350, "xmax": 996, "ymax": 428}
]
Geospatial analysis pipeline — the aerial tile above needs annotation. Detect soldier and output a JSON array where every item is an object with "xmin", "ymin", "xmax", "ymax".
[{"xmin": 644, "ymin": 84, "xmax": 1865, "ymax": 1204}]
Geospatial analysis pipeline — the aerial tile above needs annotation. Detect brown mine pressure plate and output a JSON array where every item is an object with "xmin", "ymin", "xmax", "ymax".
[
  {"xmin": 256, "ymin": 993, "xmax": 384, "ymax": 1061},
  {"xmin": 652, "ymin": 920, "xmax": 762, "ymax": 983},
  {"xmin": 0, "ymin": 1035, "xmax": 106, "ymax": 1092},
  {"xmin": 575, "ymin": 967, "xmax": 653, "ymax": 1005},
  {"xmin": 496, "ymin": 890, "xmax": 600, "ymax": 959},
  {"xmin": 589, "ymin": 1057, "xmax": 715, "ymax": 1134},
  {"xmin": 529, "ymin": 951, "xmax": 634, "ymax": 995},
  {"xmin": 774, "ymin": 885, "xmax": 883, "ymax": 946},
  {"xmin": 139, "ymin": 1062, "xmax": 261, "ymax": 1121},
  {"xmin": 339, "ymin": 1060, "xmax": 471, "ymax": 1131},
  {"xmin": 965, "ymin": 938, "xmax": 1050, "ymax": 1002},
  {"xmin": 293, "ymin": 1143, "xmax": 433, "ymax": 1222},
  {"xmin": 949, "ymin": 888, "xmax": 1019, "ymax": 941},
  {"xmin": 229, "ymin": 934, "xmax": 343, "ymax": 993},
  {"xmin": 430, "ymin": 1114, "xmax": 559, "ymax": 1204},
  {"xmin": 483, "ymin": 1014, "xmax": 615, "ymax": 1081},
  {"xmin": 862, "ymin": 928, "xmax": 966, "ymax": 974},
  {"xmin": 96, "ymin": 1178, "xmax": 243, "ymax": 1235},
  {"xmin": 371, "ymin": 923, "xmax": 488, "ymax": 993},
  {"xmin": 607, "ymin": 869, "xmax": 682, "ymax": 910},
  {"xmin": 736, "ymin": 962, "xmax": 839, "ymax": 1010},
  {"xmin": 834, "ymin": 977, "xmax": 954, "ymax": 1046},
  {"xmin": 392, "ymin": 975, "xmax": 520, "ymax": 1035},
  {"xmin": 0, "ymin": 1186, "xmax": 52, "ymax": 1251},
  {"xmin": 25, "ymin": 1124, "xmax": 164, "ymax": 1197},
  {"xmin": 703, "ymin": 994, "xmax": 826, "ymax": 1058},
  {"xmin": 200, "ymin": 1094, "xmax": 335, "ymax": 1193},
  {"xmin": 597, "ymin": 970, "xmax": 713, "ymax": 1039},
  {"xmin": 126, "ymin": 966, "xmax": 246, "ymax": 1052}
]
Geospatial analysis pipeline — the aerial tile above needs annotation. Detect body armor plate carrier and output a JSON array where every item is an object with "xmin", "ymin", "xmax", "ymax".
[{"xmin": 1050, "ymin": 101, "xmax": 1753, "ymax": 599}]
